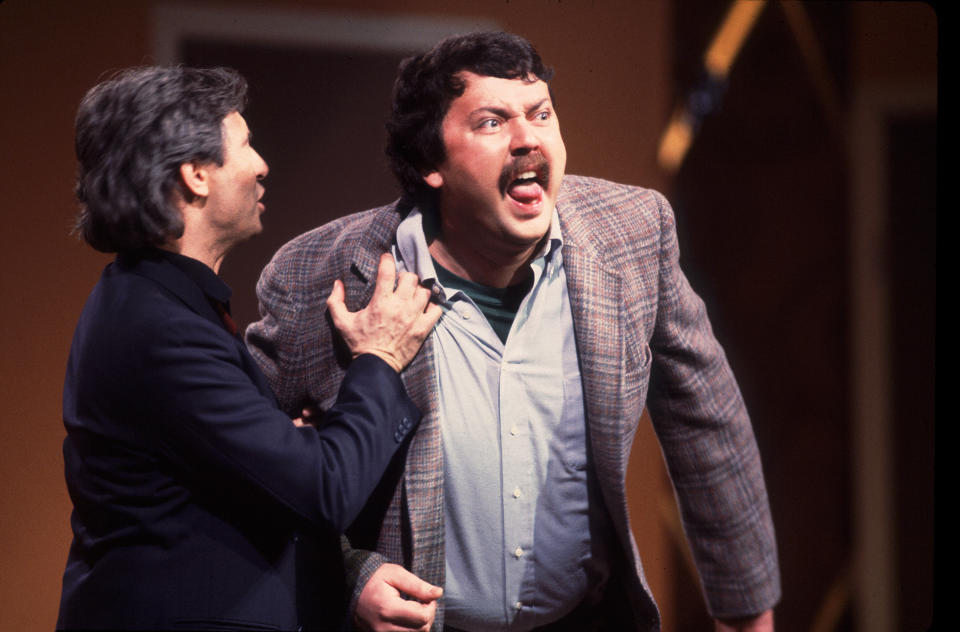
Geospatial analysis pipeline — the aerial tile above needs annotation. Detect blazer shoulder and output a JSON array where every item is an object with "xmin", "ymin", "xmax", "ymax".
[
  {"xmin": 558, "ymin": 175, "xmax": 675, "ymax": 255},
  {"xmin": 70, "ymin": 265, "xmax": 233, "ymax": 412},
  {"xmin": 559, "ymin": 175, "xmax": 671, "ymax": 218},
  {"xmin": 92, "ymin": 265, "xmax": 225, "ymax": 348}
]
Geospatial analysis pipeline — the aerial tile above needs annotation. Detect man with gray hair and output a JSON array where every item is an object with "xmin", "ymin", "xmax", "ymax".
[{"xmin": 58, "ymin": 66, "xmax": 441, "ymax": 631}]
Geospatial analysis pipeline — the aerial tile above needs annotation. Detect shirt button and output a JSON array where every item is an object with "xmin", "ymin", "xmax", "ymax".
[
  {"xmin": 510, "ymin": 424, "xmax": 519, "ymax": 436},
  {"xmin": 461, "ymin": 311, "xmax": 471, "ymax": 320},
  {"xmin": 513, "ymin": 487, "xmax": 522, "ymax": 498},
  {"xmin": 514, "ymin": 546, "xmax": 524, "ymax": 558}
]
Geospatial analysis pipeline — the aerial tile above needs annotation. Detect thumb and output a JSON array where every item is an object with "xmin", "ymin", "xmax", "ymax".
[
  {"xmin": 386, "ymin": 566, "xmax": 443, "ymax": 602},
  {"xmin": 326, "ymin": 279, "xmax": 350, "ymax": 328},
  {"xmin": 374, "ymin": 252, "xmax": 398, "ymax": 296}
]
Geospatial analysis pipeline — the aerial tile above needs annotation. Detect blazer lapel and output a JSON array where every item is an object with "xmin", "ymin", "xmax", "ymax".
[
  {"xmin": 343, "ymin": 206, "xmax": 400, "ymax": 308},
  {"xmin": 398, "ymin": 338, "xmax": 444, "ymax": 586},
  {"xmin": 347, "ymin": 203, "xmax": 445, "ymax": 586},
  {"xmin": 559, "ymin": 204, "xmax": 636, "ymax": 536}
]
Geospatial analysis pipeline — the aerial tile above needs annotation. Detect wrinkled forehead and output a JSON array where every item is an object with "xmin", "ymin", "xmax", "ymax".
[{"xmin": 447, "ymin": 71, "xmax": 553, "ymax": 115}]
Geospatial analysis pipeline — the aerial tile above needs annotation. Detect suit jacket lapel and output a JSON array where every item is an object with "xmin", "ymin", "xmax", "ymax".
[
  {"xmin": 558, "ymin": 202, "xmax": 634, "ymax": 533},
  {"xmin": 348, "ymin": 203, "xmax": 445, "ymax": 586},
  {"xmin": 344, "ymin": 206, "xmax": 399, "ymax": 306}
]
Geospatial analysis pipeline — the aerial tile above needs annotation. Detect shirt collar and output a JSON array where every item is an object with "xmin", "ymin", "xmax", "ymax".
[
  {"xmin": 394, "ymin": 206, "xmax": 565, "ymax": 288},
  {"xmin": 127, "ymin": 248, "xmax": 233, "ymax": 306}
]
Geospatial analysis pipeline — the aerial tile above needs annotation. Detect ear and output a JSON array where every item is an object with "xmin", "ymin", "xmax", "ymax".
[
  {"xmin": 423, "ymin": 170, "xmax": 443, "ymax": 190},
  {"xmin": 179, "ymin": 162, "xmax": 212, "ymax": 198}
]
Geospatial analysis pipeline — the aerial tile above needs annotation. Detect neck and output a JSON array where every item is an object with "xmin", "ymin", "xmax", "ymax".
[
  {"xmin": 159, "ymin": 240, "xmax": 225, "ymax": 274},
  {"xmin": 428, "ymin": 229, "xmax": 543, "ymax": 288},
  {"xmin": 165, "ymin": 202, "xmax": 231, "ymax": 274}
]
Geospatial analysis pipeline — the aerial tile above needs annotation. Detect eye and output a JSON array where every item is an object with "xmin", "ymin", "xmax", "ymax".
[
  {"xmin": 478, "ymin": 118, "xmax": 501, "ymax": 130},
  {"xmin": 534, "ymin": 110, "xmax": 552, "ymax": 122}
]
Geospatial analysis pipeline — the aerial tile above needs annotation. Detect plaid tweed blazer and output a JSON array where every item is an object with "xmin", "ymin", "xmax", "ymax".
[{"xmin": 247, "ymin": 175, "xmax": 780, "ymax": 630}]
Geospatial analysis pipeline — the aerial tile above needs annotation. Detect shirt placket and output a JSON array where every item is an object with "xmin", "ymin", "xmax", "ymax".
[
  {"xmin": 498, "ymin": 254, "xmax": 553, "ymax": 627},
  {"xmin": 499, "ymin": 353, "xmax": 535, "ymax": 623}
]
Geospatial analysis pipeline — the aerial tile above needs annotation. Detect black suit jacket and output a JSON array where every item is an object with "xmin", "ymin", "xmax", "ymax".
[{"xmin": 57, "ymin": 250, "xmax": 419, "ymax": 631}]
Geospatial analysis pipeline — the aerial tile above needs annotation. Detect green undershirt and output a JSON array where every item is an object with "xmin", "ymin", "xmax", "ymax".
[{"xmin": 433, "ymin": 261, "xmax": 532, "ymax": 344}]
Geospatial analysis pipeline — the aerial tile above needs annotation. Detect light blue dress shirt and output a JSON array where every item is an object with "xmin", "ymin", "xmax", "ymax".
[{"xmin": 393, "ymin": 208, "xmax": 610, "ymax": 631}]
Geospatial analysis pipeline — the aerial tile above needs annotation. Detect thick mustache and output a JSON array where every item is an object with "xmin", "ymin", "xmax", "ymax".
[{"xmin": 498, "ymin": 154, "xmax": 549, "ymax": 194}]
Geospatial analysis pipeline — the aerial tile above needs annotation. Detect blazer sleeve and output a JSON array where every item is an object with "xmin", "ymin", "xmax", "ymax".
[
  {"xmin": 247, "ymin": 241, "xmax": 328, "ymax": 416},
  {"xmin": 131, "ymin": 304, "xmax": 418, "ymax": 534},
  {"xmin": 247, "ymin": 231, "xmax": 392, "ymax": 608},
  {"xmin": 247, "ymin": 224, "xmax": 366, "ymax": 417},
  {"xmin": 643, "ymin": 192, "xmax": 781, "ymax": 618},
  {"xmin": 340, "ymin": 536, "xmax": 387, "ymax": 618}
]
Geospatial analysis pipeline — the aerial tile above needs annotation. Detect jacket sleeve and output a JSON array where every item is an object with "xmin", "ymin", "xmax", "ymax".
[
  {"xmin": 128, "ymin": 305, "xmax": 419, "ymax": 533},
  {"xmin": 643, "ymin": 191, "xmax": 781, "ymax": 618},
  {"xmin": 341, "ymin": 536, "xmax": 387, "ymax": 620},
  {"xmin": 246, "ymin": 234, "xmax": 340, "ymax": 416}
]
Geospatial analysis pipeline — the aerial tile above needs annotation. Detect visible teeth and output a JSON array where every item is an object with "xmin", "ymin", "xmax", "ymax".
[{"xmin": 517, "ymin": 171, "xmax": 537, "ymax": 180}]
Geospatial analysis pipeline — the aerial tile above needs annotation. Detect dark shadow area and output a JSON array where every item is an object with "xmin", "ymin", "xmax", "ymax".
[{"xmin": 671, "ymin": 2, "xmax": 854, "ymax": 629}]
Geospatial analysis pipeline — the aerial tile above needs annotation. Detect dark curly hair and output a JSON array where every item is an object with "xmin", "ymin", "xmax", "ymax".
[
  {"xmin": 386, "ymin": 31, "xmax": 554, "ymax": 203},
  {"xmin": 74, "ymin": 66, "xmax": 248, "ymax": 252}
]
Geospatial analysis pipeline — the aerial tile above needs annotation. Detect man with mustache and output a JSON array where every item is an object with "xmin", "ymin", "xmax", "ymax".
[{"xmin": 248, "ymin": 32, "xmax": 779, "ymax": 631}]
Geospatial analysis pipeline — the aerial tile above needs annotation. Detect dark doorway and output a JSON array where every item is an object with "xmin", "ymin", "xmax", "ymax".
[{"xmin": 182, "ymin": 39, "xmax": 407, "ymax": 328}]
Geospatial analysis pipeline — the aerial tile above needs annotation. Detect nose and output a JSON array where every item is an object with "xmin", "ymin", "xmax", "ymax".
[
  {"xmin": 509, "ymin": 118, "xmax": 540, "ymax": 155},
  {"xmin": 256, "ymin": 150, "xmax": 269, "ymax": 180}
]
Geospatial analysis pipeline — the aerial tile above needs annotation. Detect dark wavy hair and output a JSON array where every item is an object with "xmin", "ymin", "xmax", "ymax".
[
  {"xmin": 74, "ymin": 66, "xmax": 248, "ymax": 252},
  {"xmin": 386, "ymin": 31, "xmax": 554, "ymax": 202}
]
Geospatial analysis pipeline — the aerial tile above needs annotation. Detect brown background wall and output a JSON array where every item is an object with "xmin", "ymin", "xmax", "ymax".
[{"xmin": 0, "ymin": 1, "xmax": 935, "ymax": 631}]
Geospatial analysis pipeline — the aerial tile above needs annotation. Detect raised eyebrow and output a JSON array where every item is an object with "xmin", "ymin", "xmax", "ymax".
[
  {"xmin": 525, "ymin": 98, "xmax": 552, "ymax": 115},
  {"xmin": 469, "ymin": 99, "xmax": 552, "ymax": 121},
  {"xmin": 469, "ymin": 106, "xmax": 513, "ymax": 120}
]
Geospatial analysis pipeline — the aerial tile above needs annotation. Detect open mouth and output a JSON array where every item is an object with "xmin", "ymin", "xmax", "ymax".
[{"xmin": 502, "ymin": 159, "xmax": 549, "ymax": 206}]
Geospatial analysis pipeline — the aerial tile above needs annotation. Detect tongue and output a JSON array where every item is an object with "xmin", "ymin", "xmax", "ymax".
[{"xmin": 508, "ymin": 182, "xmax": 543, "ymax": 204}]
